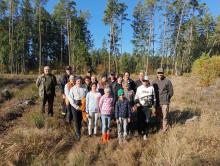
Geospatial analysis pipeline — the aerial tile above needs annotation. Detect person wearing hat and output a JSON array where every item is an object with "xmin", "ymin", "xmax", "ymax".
[
  {"xmin": 99, "ymin": 87, "xmax": 114, "ymax": 143},
  {"xmin": 64, "ymin": 75, "xmax": 75, "ymax": 123},
  {"xmin": 134, "ymin": 75, "xmax": 156, "ymax": 140},
  {"xmin": 68, "ymin": 76, "xmax": 87, "ymax": 141},
  {"xmin": 60, "ymin": 66, "xmax": 75, "ymax": 116},
  {"xmin": 36, "ymin": 66, "xmax": 57, "ymax": 116},
  {"xmin": 152, "ymin": 68, "xmax": 173, "ymax": 132},
  {"xmin": 115, "ymin": 89, "xmax": 131, "ymax": 143}
]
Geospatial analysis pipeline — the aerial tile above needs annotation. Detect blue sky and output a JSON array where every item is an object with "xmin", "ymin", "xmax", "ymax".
[{"xmin": 45, "ymin": 0, "xmax": 220, "ymax": 53}]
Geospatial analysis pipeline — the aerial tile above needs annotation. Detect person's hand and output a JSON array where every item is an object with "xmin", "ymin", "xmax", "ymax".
[
  {"xmin": 136, "ymin": 103, "xmax": 140, "ymax": 107},
  {"xmin": 62, "ymin": 94, "xmax": 66, "ymax": 99},
  {"xmin": 128, "ymin": 118, "xmax": 131, "ymax": 123},
  {"xmin": 116, "ymin": 119, "xmax": 119, "ymax": 123},
  {"xmin": 132, "ymin": 105, "xmax": 137, "ymax": 112}
]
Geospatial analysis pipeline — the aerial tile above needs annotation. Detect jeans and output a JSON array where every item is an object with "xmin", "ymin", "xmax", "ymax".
[
  {"xmin": 101, "ymin": 115, "xmax": 111, "ymax": 134},
  {"xmin": 117, "ymin": 118, "xmax": 128, "ymax": 139},
  {"xmin": 88, "ymin": 112, "xmax": 99, "ymax": 135}
]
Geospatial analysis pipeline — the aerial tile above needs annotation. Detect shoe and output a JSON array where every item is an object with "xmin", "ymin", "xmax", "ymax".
[
  {"xmin": 102, "ymin": 133, "xmax": 107, "ymax": 143},
  {"xmin": 106, "ymin": 133, "xmax": 110, "ymax": 142},
  {"xmin": 76, "ymin": 134, "xmax": 81, "ymax": 141}
]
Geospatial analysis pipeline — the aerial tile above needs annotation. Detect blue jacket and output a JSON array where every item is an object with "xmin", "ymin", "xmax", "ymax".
[{"xmin": 115, "ymin": 98, "xmax": 131, "ymax": 119}]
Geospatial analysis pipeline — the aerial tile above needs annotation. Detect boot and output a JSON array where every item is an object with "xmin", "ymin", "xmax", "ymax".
[
  {"xmin": 102, "ymin": 133, "xmax": 107, "ymax": 143},
  {"xmin": 106, "ymin": 133, "xmax": 110, "ymax": 142}
]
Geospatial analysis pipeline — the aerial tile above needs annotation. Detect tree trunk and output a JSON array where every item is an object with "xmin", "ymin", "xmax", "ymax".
[
  {"xmin": 173, "ymin": 1, "xmax": 187, "ymax": 75},
  {"xmin": 38, "ymin": 5, "xmax": 42, "ymax": 74}
]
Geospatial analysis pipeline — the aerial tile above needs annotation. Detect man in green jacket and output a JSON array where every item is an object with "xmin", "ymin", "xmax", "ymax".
[
  {"xmin": 36, "ymin": 66, "xmax": 57, "ymax": 116},
  {"xmin": 152, "ymin": 68, "xmax": 174, "ymax": 132}
]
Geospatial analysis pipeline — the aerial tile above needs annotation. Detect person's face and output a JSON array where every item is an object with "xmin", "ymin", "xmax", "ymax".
[
  {"xmin": 105, "ymin": 91, "xmax": 110, "ymax": 96},
  {"xmin": 124, "ymin": 73, "xmax": 130, "ymax": 80},
  {"xmin": 123, "ymin": 84, "xmax": 129, "ymax": 90},
  {"xmin": 44, "ymin": 67, "xmax": 50, "ymax": 75},
  {"xmin": 143, "ymin": 81, "xmax": 148, "ymax": 86},
  {"xmin": 139, "ymin": 73, "xmax": 144, "ymax": 81},
  {"xmin": 76, "ymin": 79, "xmax": 81, "ymax": 86},
  {"xmin": 102, "ymin": 77, "xmax": 107, "ymax": 82},
  {"xmin": 91, "ymin": 76, "xmax": 96, "ymax": 83},
  {"xmin": 110, "ymin": 75, "xmax": 115, "ymax": 80},
  {"xmin": 66, "ymin": 69, "xmax": 72, "ymax": 75},
  {"xmin": 70, "ymin": 79, "xmax": 74, "ymax": 84},
  {"xmin": 157, "ymin": 72, "xmax": 164, "ymax": 80},
  {"xmin": 117, "ymin": 77, "xmax": 123, "ymax": 84},
  {"xmin": 119, "ymin": 95, "xmax": 124, "ymax": 100},
  {"xmin": 85, "ymin": 78, "xmax": 91, "ymax": 85},
  {"xmin": 91, "ymin": 84, "xmax": 97, "ymax": 91}
]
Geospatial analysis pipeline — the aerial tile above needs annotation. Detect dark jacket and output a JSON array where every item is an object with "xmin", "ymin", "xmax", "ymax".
[
  {"xmin": 152, "ymin": 77, "xmax": 174, "ymax": 105},
  {"xmin": 115, "ymin": 98, "xmax": 131, "ymax": 119},
  {"xmin": 112, "ymin": 83, "xmax": 123, "ymax": 104},
  {"xmin": 125, "ymin": 79, "xmax": 136, "ymax": 92},
  {"xmin": 60, "ymin": 74, "xmax": 71, "ymax": 94},
  {"xmin": 135, "ymin": 79, "xmax": 143, "ymax": 89},
  {"xmin": 36, "ymin": 74, "xmax": 57, "ymax": 98}
]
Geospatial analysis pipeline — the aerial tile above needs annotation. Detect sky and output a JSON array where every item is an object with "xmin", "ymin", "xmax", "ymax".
[{"xmin": 45, "ymin": 0, "xmax": 220, "ymax": 53}]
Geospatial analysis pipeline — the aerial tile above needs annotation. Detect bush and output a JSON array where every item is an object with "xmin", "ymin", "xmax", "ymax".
[
  {"xmin": 192, "ymin": 54, "xmax": 220, "ymax": 86},
  {"xmin": 31, "ymin": 112, "xmax": 45, "ymax": 129}
]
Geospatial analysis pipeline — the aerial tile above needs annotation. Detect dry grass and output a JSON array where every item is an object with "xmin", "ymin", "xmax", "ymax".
[{"xmin": 0, "ymin": 75, "xmax": 220, "ymax": 166}]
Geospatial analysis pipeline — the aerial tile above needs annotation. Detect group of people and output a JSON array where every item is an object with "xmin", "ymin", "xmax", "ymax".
[{"xmin": 36, "ymin": 66, "xmax": 173, "ymax": 143}]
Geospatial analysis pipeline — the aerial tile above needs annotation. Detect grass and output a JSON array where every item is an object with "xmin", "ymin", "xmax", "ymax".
[{"xmin": 0, "ymin": 75, "xmax": 220, "ymax": 165}]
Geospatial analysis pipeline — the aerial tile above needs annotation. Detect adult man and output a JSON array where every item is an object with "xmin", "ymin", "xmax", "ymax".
[
  {"xmin": 123, "ymin": 72, "xmax": 136, "ymax": 92},
  {"xmin": 135, "ymin": 76, "xmax": 156, "ymax": 140},
  {"xmin": 135, "ymin": 71, "xmax": 145, "ymax": 88},
  {"xmin": 152, "ymin": 68, "xmax": 174, "ymax": 132},
  {"xmin": 36, "ymin": 66, "xmax": 57, "ymax": 116},
  {"xmin": 60, "ymin": 66, "xmax": 74, "ymax": 115},
  {"xmin": 82, "ymin": 76, "xmax": 91, "ymax": 94}
]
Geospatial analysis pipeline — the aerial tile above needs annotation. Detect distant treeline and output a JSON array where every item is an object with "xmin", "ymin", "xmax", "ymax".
[{"xmin": 0, "ymin": 0, "xmax": 220, "ymax": 75}]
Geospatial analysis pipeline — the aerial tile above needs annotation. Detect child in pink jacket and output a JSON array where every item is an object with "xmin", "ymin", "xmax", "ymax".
[{"xmin": 99, "ymin": 87, "xmax": 114, "ymax": 143}]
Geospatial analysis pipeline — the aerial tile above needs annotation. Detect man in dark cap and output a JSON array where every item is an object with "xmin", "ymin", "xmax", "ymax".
[{"xmin": 152, "ymin": 68, "xmax": 174, "ymax": 132}]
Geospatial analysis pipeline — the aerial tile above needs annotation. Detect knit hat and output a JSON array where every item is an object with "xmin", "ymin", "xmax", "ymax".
[
  {"xmin": 117, "ymin": 89, "xmax": 124, "ymax": 96},
  {"xmin": 75, "ymin": 76, "xmax": 82, "ymax": 81},
  {"xmin": 104, "ymin": 87, "xmax": 111, "ymax": 93}
]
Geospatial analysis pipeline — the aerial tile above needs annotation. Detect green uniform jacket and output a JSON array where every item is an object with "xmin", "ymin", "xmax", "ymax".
[{"xmin": 36, "ymin": 74, "xmax": 57, "ymax": 98}]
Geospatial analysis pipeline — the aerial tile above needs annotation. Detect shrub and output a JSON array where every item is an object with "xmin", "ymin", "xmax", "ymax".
[
  {"xmin": 192, "ymin": 54, "xmax": 220, "ymax": 86},
  {"xmin": 30, "ymin": 112, "xmax": 45, "ymax": 129}
]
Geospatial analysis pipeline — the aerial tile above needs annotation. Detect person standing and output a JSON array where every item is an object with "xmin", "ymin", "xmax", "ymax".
[
  {"xmin": 68, "ymin": 77, "xmax": 86, "ymax": 141},
  {"xmin": 98, "ymin": 74, "xmax": 108, "ymax": 96},
  {"xmin": 82, "ymin": 76, "xmax": 91, "ymax": 94},
  {"xmin": 135, "ymin": 71, "xmax": 145, "ymax": 88},
  {"xmin": 64, "ymin": 75, "xmax": 75, "ymax": 123},
  {"xmin": 86, "ymin": 83, "xmax": 101, "ymax": 136},
  {"xmin": 36, "ymin": 66, "xmax": 57, "ymax": 117},
  {"xmin": 134, "ymin": 76, "xmax": 156, "ymax": 140},
  {"xmin": 152, "ymin": 68, "xmax": 174, "ymax": 132},
  {"xmin": 99, "ymin": 87, "xmax": 114, "ymax": 143},
  {"xmin": 60, "ymin": 66, "xmax": 74, "ymax": 115},
  {"xmin": 115, "ymin": 89, "xmax": 131, "ymax": 143},
  {"xmin": 123, "ymin": 72, "xmax": 136, "ymax": 92}
]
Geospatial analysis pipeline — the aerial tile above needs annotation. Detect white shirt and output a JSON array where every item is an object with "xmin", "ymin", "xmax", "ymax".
[{"xmin": 135, "ymin": 85, "xmax": 156, "ymax": 106}]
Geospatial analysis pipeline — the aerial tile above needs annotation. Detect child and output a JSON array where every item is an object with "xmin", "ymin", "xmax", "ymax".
[
  {"xmin": 115, "ymin": 89, "xmax": 131, "ymax": 143},
  {"xmin": 86, "ymin": 83, "xmax": 101, "ymax": 136},
  {"xmin": 99, "ymin": 87, "xmax": 114, "ymax": 143},
  {"xmin": 122, "ymin": 81, "xmax": 136, "ymax": 135}
]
